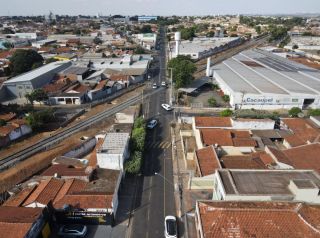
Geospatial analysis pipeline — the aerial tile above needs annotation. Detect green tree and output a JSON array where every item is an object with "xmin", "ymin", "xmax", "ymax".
[
  {"xmin": 292, "ymin": 44, "xmax": 299, "ymax": 50},
  {"xmin": 168, "ymin": 55, "xmax": 196, "ymax": 89},
  {"xmin": 25, "ymin": 89, "xmax": 48, "ymax": 105},
  {"xmin": 131, "ymin": 127, "xmax": 146, "ymax": 152},
  {"xmin": 308, "ymin": 109, "xmax": 320, "ymax": 116},
  {"xmin": 124, "ymin": 151, "xmax": 142, "ymax": 174},
  {"xmin": 222, "ymin": 95, "xmax": 230, "ymax": 103},
  {"xmin": 2, "ymin": 41, "xmax": 13, "ymax": 49},
  {"xmin": 134, "ymin": 46, "xmax": 146, "ymax": 54},
  {"xmin": 0, "ymin": 119, "xmax": 6, "ymax": 126},
  {"xmin": 93, "ymin": 37, "xmax": 103, "ymax": 45},
  {"xmin": 45, "ymin": 58, "xmax": 58, "ymax": 64},
  {"xmin": 9, "ymin": 49, "xmax": 43, "ymax": 76},
  {"xmin": 220, "ymin": 109, "xmax": 233, "ymax": 117},
  {"xmin": 180, "ymin": 27, "xmax": 196, "ymax": 40},
  {"xmin": 254, "ymin": 25, "xmax": 262, "ymax": 35},
  {"xmin": 134, "ymin": 116, "xmax": 145, "ymax": 129},
  {"xmin": 208, "ymin": 97, "xmax": 217, "ymax": 107},
  {"xmin": 212, "ymin": 83, "xmax": 220, "ymax": 90},
  {"xmin": 140, "ymin": 25, "xmax": 152, "ymax": 33},
  {"xmin": 288, "ymin": 107, "xmax": 302, "ymax": 117},
  {"xmin": 26, "ymin": 109, "xmax": 54, "ymax": 130}
]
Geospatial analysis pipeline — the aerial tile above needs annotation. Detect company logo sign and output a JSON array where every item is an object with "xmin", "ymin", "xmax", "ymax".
[{"xmin": 243, "ymin": 97, "xmax": 274, "ymax": 104}]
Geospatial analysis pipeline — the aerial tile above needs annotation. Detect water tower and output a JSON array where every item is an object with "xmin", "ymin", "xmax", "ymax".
[{"xmin": 174, "ymin": 32, "xmax": 181, "ymax": 57}]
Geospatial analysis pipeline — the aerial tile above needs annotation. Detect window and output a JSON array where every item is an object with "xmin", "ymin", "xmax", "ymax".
[
  {"xmin": 25, "ymin": 86, "xmax": 31, "ymax": 89},
  {"xmin": 18, "ymin": 86, "xmax": 23, "ymax": 89},
  {"xmin": 58, "ymin": 98, "xmax": 65, "ymax": 102}
]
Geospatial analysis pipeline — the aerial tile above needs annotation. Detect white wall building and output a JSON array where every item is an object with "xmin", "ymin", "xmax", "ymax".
[
  {"xmin": 97, "ymin": 133, "xmax": 130, "ymax": 171},
  {"xmin": 212, "ymin": 48, "xmax": 320, "ymax": 109}
]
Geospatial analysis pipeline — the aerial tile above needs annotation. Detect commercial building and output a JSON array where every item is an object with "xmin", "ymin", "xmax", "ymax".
[
  {"xmin": 2, "ymin": 61, "xmax": 71, "ymax": 99},
  {"xmin": 212, "ymin": 48, "xmax": 320, "ymax": 109},
  {"xmin": 170, "ymin": 37, "xmax": 242, "ymax": 60},
  {"xmin": 285, "ymin": 36, "xmax": 320, "ymax": 50},
  {"xmin": 213, "ymin": 169, "xmax": 320, "ymax": 203},
  {"xmin": 138, "ymin": 16, "xmax": 158, "ymax": 22}
]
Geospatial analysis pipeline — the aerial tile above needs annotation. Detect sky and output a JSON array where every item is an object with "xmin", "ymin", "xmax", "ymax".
[{"xmin": 0, "ymin": 0, "xmax": 319, "ymax": 16}]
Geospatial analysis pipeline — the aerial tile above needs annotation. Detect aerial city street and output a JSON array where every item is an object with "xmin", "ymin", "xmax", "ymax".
[{"xmin": 0, "ymin": 0, "xmax": 320, "ymax": 237}]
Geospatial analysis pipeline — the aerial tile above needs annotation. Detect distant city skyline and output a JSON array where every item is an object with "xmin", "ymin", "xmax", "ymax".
[{"xmin": 1, "ymin": 0, "xmax": 320, "ymax": 16}]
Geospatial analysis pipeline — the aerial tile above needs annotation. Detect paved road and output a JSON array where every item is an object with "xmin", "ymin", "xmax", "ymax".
[{"xmin": 129, "ymin": 26, "xmax": 177, "ymax": 238}]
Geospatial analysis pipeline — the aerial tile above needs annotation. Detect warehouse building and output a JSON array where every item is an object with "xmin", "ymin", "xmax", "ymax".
[
  {"xmin": 212, "ymin": 48, "xmax": 320, "ymax": 109},
  {"xmin": 2, "ymin": 61, "xmax": 71, "ymax": 99},
  {"xmin": 170, "ymin": 37, "xmax": 242, "ymax": 60}
]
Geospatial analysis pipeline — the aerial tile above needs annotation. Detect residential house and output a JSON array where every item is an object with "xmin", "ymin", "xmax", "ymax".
[
  {"xmin": 96, "ymin": 133, "xmax": 130, "ymax": 171},
  {"xmin": 195, "ymin": 201, "xmax": 320, "ymax": 238}
]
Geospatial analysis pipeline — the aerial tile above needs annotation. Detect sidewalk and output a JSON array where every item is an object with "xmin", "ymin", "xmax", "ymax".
[{"xmin": 172, "ymin": 124, "xmax": 212, "ymax": 238}]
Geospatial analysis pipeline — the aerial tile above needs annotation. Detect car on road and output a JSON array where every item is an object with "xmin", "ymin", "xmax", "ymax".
[
  {"xmin": 58, "ymin": 224, "xmax": 87, "ymax": 237},
  {"xmin": 165, "ymin": 216, "xmax": 177, "ymax": 238},
  {"xmin": 147, "ymin": 119, "xmax": 158, "ymax": 129},
  {"xmin": 161, "ymin": 104, "xmax": 173, "ymax": 111},
  {"xmin": 161, "ymin": 81, "xmax": 167, "ymax": 87},
  {"xmin": 152, "ymin": 83, "xmax": 158, "ymax": 89}
]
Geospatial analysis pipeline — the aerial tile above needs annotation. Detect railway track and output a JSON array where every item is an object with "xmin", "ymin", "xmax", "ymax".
[{"xmin": 0, "ymin": 88, "xmax": 163, "ymax": 171}]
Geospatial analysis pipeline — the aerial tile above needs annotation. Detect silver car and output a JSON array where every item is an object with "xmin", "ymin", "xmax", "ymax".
[{"xmin": 58, "ymin": 224, "xmax": 87, "ymax": 237}]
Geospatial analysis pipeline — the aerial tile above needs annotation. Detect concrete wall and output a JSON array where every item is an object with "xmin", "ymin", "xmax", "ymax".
[
  {"xmin": 64, "ymin": 137, "xmax": 96, "ymax": 158},
  {"xmin": 232, "ymin": 120, "xmax": 275, "ymax": 130},
  {"xmin": 97, "ymin": 154, "xmax": 123, "ymax": 170}
]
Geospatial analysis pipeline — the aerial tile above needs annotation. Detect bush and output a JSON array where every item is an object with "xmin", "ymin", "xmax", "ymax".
[
  {"xmin": 220, "ymin": 109, "xmax": 233, "ymax": 117},
  {"xmin": 222, "ymin": 95, "xmax": 230, "ymax": 103},
  {"xmin": 288, "ymin": 107, "xmax": 302, "ymax": 117},
  {"xmin": 125, "ymin": 151, "xmax": 142, "ymax": 174},
  {"xmin": 212, "ymin": 84, "xmax": 220, "ymax": 90},
  {"xmin": 131, "ymin": 127, "xmax": 146, "ymax": 152},
  {"xmin": 208, "ymin": 97, "xmax": 217, "ymax": 107},
  {"xmin": 308, "ymin": 109, "xmax": 320, "ymax": 116}
]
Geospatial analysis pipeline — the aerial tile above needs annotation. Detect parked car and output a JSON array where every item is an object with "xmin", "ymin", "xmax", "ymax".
[
  {"xmin": 58, "ymin": 224, "xmax": 87, "ymax": 237},
  {"xmin": 161, "ymin": 104, "xmax": 173, "ymax": 111},
  {"xmin": 161, "ymin": 81, "xmax": 167, "ymax": 87},
  {"xmin": 165, "ymin": 216, "xmax": 177, "ymax": 238},
  {"xmin": 147, "ymin": 119, "xmax": 158, "ymax": 129},
  {"xmin": 152, "ymin": 83, "xmax": 158, "ymax": 89}
]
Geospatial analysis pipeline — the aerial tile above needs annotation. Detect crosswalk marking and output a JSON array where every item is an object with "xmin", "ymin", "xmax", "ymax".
[{"xmin": 145, "ymin": 141, "xmax": 171, "ymax": 149}]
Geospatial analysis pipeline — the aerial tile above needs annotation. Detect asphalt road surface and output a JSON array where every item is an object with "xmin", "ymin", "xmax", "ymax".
[{"xmin": 130, "ymin": 26, "xmax": 177, "ymax": 238}]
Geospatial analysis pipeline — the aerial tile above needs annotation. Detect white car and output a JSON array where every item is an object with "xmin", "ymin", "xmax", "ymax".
[
  {"xmin": 165, "ymin": 216, "xmax": 177, "ymax": 238},
  {"xmin": 161, "ymin": 104, "xmax": 173, "ymax": 111},
  {"xmin": 161, "ymin": 81, "xmax": 167, "ymax": 87},
  {"xmin": 147, "ymin": 119, "xmax": 158, "ymax": 129},
  {"xmin": 152, "ymin": 83, "xmax": 158, "ymax": 89}
]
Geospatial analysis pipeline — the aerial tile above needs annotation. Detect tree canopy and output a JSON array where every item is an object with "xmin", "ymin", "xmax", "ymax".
[
  {"xmin": 25, "ymin": 89, "xmax": 48, "ymax": 105},
  {"xmin": 168, "ymin": 55, "xmax": 196, "ymax": 89},
  {"xmin": 9, "ymin": 49, "xmax": 43, "ymax": 76}
]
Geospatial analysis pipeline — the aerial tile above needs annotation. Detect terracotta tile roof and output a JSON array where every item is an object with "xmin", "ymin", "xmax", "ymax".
[
  {"xmin": 282, "ymin": 118, "xmax": 320, "ymax": 146},
  {"xmin": 10, "ymin": 119, "xmax": 28, "ymax": 127},
  {"xmin": 201, "ymin": 129, "xmax": 234, "ymax": 146},
  {"xmin": 0, "ymin": 112, "xmax": 16, "ymax": 122},
  {"xmin": 201, "ymin": 129, "xmax": 256, "ymax": 147},
  {"xmin": 54, "ymin": 194, "xmax": 113, "ymax": 209},
  {"xmin": 22, "ymin": 178, "xmax": 64, "ymax": 206},
  {"xmin": 54, "ymin": 179, "xmax": 87, "ymax": 202},
  {"xmin": 195, "ymin": 117, "xmax": 232, "ymax": 128},
  {"xmin": 197, "ymin": 201, "xmax": 320, "ymax": 238},
  {"xmin": 66, "ymin": 83, "xmax": 90, "ymax": 93},
  {"xmin": 0, "ymin": 207, "xmax": 43, "ymax": 238},
  {"xmin": 267, "ymin": 146, "xmax": 292, "ymax": 165},
  {"xmin": 0, "ymin": 125, "xmax": 18, "ymax": 136},
  {"xmin": 221, "ymin": 155, "xmax": 267, "ymax": 169},
  {"xmin": 93, "ymin": 79, "xmax": 107, "ymax": 90},
  {"xmin": 232, "ymin": 138, "xmax": 257, "ymax": 147},
  {"xmin": 109, "ymin": 75, "xmax": 130, "ymax": 81},
  {"xmin": 41, "ymin": 164, "xmax": 88, "ymax": 177},
  {"xmin": 56, "ymin": 47, "xmax": 72, "ymax": 54},
  {"xmin": 258, "ymin": 152, "xmax": 275, "ymax": 166},
  {"xmin": 88, "ymin": 138, "xmax": 104, "ymax": 167},
  {"xmin": 3, "ymin": 186, "xmax": 36, "ymax": 207},
  {"xmin": 279, "ymin": 143, "xmax": 320, "ymax": 173},
  {"xmin": 195, "ymin": 146, "xmax": 221, "ymax": 176}
]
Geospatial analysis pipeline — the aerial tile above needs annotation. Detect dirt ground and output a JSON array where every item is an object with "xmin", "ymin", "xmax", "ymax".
[
  {"xmin": 0, "ymin": 87, "xmax": 143, "ymax": 194},
  {"xmin": 288, "ymin": 57, "xmax": 320, "ymax": 70},
  {"xmin": 0, "ymin": 86, "xmax": 144, "ymax": 159}
]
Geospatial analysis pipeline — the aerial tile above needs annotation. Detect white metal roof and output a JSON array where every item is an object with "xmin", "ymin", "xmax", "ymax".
[
  {"xmin": 99, "ymin": 133, "xmax": 129, "ymax": 154},
  {"xmin": 4, "ymin": 61, "xmax": 70, "ymax": 84}
]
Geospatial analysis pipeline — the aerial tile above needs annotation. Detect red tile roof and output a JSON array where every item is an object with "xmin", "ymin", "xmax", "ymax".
[
  {"xmin": 270, "ymin": 143, "xmax": 320, "ymax": 173},
  {"xmin": 201, "ymin": 129, "xmax": 234, "ymax": 146},
  {"xmin": 3, "ymin": 186, "xmax": 36, "ymax": 207},
  {"xmin": 54, "ymin": 194, "xmax": 113, "ymax": 209},
  {"xmin": 232, "ymin": 138, "xmax": 257, "ymax": 147},
  {"xmin": 282, "ymin": 118, "xmax": 320, "ymax": 146},
  {"xmin": 197, "ymin": 201, "xmax": 320, "ymax": 238},
  {"xmin": 0, "ymin": 207, "xmax": 43, "ymax": 238},
  {"xmin": 196, "ymin": 146, "xmax": 221, "ymax": 176},
  {"xmin": 195, "ymin": 117, "xmax": 232, "ymax": 128},
  {"xmin": 22, "ymin": 178, "xmax": 65, "ymax": 206},
  {"xmin": 0, "ymin": 125, "xmax": 18, "ymax": 136},
  {"xmin": 0, "ymin": 112, "xmax": 16, "ymax": 122}
]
